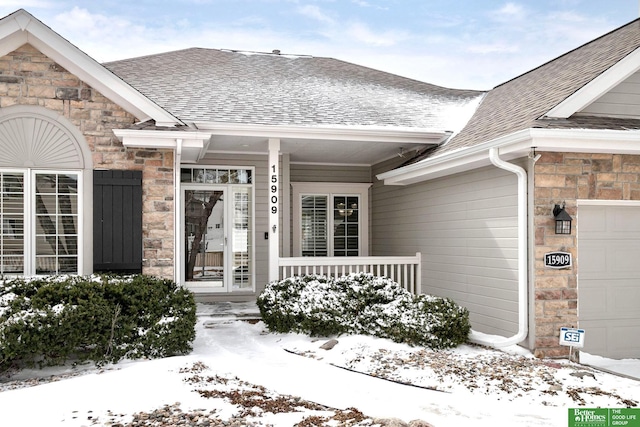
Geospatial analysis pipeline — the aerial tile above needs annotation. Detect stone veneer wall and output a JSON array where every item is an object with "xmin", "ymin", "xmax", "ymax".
[
  {"xmin": 0, "ymin": 44, "xmax": 175, "ymax": 278},
  {"xmin": 533, "ymin": 151, "xmax": 640, "ymax": 358}
]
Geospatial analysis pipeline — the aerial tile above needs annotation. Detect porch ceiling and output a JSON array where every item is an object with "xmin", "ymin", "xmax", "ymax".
[{"xmin": 207, "ymin": 134, "xmax": 434, "ymax": 165}]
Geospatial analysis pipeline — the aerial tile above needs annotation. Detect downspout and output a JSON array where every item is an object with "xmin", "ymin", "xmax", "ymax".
[
  {"xmin": 174, "ymin": 139, "xmax": 183, "ymax": 286},
  {"xmin": 468, "ymin": 147, "xmax": 528, "ymax": 348}
]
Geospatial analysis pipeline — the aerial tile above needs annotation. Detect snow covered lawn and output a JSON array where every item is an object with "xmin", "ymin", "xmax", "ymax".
[{"xmin": 0, "ymin": 318, "xmax": 638, "ymax": 426}]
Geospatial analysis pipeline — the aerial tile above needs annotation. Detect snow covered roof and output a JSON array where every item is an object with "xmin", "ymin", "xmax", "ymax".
[{"xmin": 104, "ymin": 48, "xmax": 484, "ymax": 131}]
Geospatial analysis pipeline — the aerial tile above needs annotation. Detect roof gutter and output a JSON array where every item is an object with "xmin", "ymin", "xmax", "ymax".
[
  {"xmin": 377, "ymin": 127, "xmax": 640, "ymax": 185},
  {"xmin": 377, "ymin": 129, "xmax": 533, "ymax": 185},
  {"xmin": 467, "ymin": 147, "xmax": 529, "ymax": 348},
  {"xmin": 193, "ymin": 121, "xmax": 451, "ymax": 144}
]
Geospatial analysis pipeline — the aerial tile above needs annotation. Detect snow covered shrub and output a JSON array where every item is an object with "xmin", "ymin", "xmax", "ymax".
[
  {"xmin": 257, "ymin": 272, "xmax": 470, "ymax": 349},
  {"xmin": 0, "ymin": 275, "xmax": 196, "ymax": 374},
  {"xmin": 256, "ymin": 275, "xmax": 348, "ymax": 336}
]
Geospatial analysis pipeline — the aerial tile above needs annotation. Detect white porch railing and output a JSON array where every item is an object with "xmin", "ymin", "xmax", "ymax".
[{"xmin": 278, "ymin": 252, "xmax": 421, "ymax": 294}]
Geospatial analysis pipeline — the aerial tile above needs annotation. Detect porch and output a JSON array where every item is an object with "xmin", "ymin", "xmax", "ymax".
[{"xmin": 278, "ymin": 252, "xmax": 422, "ymax": 294}]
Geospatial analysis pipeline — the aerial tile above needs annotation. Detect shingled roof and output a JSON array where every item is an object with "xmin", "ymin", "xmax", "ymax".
[
  {"xmin": 404, "ymin": 18, "xmax": 640, "ymax": 164},
  {"xmin": 104, "ymin": 48, "xmax": 483, "ymax": 131}
]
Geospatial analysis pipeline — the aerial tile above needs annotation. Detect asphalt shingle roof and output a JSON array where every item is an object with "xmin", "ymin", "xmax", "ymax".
[
  {"xmin": 405, "ymin": 18, "xmax": 640, "ymax": 164},
  {"xmin": 104, "ymin": 48, "xmax": 483, "ymax": 130}
]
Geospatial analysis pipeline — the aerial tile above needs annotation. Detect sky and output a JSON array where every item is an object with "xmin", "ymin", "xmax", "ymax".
[{"xmin": 0, "ymin": 1, "xmax": 638, "ymax": 90}]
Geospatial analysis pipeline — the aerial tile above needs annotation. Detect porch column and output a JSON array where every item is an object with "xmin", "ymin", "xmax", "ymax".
[
  {"xmin": 174, "ymin": 139, "xmax": 183, "ymax": 285},
  {"xmin": 268, "ymin": 138, "xmax": 280, "ymax": 282}
]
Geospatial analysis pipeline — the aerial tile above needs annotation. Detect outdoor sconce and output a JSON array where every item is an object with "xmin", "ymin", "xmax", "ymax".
[{"xmin": 553, "ymin": 203, "xmax": 572, "ymax": 234}]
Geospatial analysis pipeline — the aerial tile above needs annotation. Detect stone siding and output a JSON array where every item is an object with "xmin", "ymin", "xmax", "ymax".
[
  {"xmin": 533, "ymin": 151, "xmax": 640, "ymax": 357},
  {"xmin": 0, "ymin": 43, "xmax": 175, "ymax": 278}
]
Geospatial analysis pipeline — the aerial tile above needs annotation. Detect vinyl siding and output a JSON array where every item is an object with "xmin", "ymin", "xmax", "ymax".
[
  {"xmin": 372, "ymin": 162, "xmax": 519, "ymax": 336},
  {"xmin": 580, "ymin": 70, "xmax": 640, "ymax": 119},
  {"xmin": 290, "ymin": 164, "xmax": 371, "ymax": 183}
]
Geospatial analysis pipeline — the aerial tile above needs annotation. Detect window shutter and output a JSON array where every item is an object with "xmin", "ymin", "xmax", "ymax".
[{"xmin": 93, "ymin": 170, "xmax": 143, "ymax": 273}]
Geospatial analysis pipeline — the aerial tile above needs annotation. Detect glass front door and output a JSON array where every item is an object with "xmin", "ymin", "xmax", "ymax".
[
  {"xmin": 182, "ymin": 183, "xmax": 253, "ymax": 292},
  {"xmin": 184, "ymin": 187, "xmax": 226, "ymax": 288}
]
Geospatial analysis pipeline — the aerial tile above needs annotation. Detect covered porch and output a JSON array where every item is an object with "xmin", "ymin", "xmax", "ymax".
[{"xmin": 118, "ymin": 124, "xmax": 440, "ymax": 297}]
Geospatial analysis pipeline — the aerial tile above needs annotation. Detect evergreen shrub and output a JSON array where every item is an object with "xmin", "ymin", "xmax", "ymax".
[
  {"xmin": 0, "ymin": 274, "xmax": 196, "ymax": 374},
  {"xmin": 257, "ymin": 272, "xmax": 470, "ymax": 349}
]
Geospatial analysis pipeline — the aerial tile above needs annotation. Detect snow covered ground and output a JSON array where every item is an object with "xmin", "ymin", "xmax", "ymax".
[{"xmin": 0, "ymin": 313, "xmax": 638, "ymax": 426}]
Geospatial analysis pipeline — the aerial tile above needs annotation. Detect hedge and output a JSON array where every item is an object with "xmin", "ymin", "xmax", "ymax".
[
  {"xmin": 0, "ymin": 274, "xmax": 196, "ymax": 374},
  {"xmin": 257, "ymin": 273, "xmax": 471, "ymax": 349}
]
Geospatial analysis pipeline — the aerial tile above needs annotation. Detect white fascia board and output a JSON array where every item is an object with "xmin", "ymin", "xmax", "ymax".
[
  {"xmin": 3, "ymin": 11, "xmax": 181, "ymax": 127},
  {"xmin": 194, "ymin": 121, "xmax": 450, "ymax": 144},
  {"xmin": 377, "ymin": 130, "xmax": 533, "ymax": 185},
  {"xmin": 377, "ymin": 127, "xmax": 640, "ymax": 185},
  {"xmin": 545, "ymin": 47, "xmax": 640, "ymax": 119},
  {"xmin": 114, "ymin": 129, "xmax": 211, "ymax": 148},
  {"xmin": 524, "ymin": 128, "xmax": 640, "ymax": 154},
  {"xmin": 114, "ymin": 129, "xmax": 213, "ymax": 163},
  {"xmin": 0, "ymin": 26, "xmax": 28, "ymax": 55}
]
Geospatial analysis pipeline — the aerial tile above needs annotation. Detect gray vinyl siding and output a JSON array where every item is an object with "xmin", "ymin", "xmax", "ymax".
[
  {"xmin": 580, "ymin": 70, "xmax": 640, "ymax": 118},
  {"xmin": 290, "ymin": 164, "xmax": 371, "ymax": 183},
  {"xmin": 371, "ymin": 162, "xmax": 519, "ymax": 336}
]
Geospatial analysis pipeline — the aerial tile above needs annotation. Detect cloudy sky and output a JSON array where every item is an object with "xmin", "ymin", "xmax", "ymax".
[{"xmin": 0, "ymin": 0, "xmax": 637, "ymax": 89}]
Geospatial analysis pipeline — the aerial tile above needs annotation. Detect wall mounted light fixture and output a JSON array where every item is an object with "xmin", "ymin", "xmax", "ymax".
[{"xmin": 553, "ymin": 202, "xmax": 572, "ymax": 234}]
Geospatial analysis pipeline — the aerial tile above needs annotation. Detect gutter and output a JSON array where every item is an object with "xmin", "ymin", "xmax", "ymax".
[
  {"xmin": 193, "ymin": 121, "xmax": 451, "ymax": 144},
  {"xmin": 467, "ymin": 147, "xmax": 528, "ymax": 348},
  {"xmin": 377, "ymin": 127, "xmax": 640, "ymax": 185}
]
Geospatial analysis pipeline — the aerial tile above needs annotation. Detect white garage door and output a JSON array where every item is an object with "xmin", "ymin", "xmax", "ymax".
[{"xmin": 578, "ymin": 204, "xmax": 640, "ymax": 359}]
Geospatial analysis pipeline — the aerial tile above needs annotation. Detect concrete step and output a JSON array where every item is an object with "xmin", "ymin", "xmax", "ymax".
[{"xmin": 196, "ymin": 301, "xmax": 262, "ymax": 321}]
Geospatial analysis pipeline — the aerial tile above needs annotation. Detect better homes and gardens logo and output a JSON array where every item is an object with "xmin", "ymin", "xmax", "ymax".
[
  {"xmin": 569, "ymin": 408, "xmax": 640, "ymax": 427},
  {"xmin": 571, "ymin": 409, "xmax": 608, "ymax": 427}
]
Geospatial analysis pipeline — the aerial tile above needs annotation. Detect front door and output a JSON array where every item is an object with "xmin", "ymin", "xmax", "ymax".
[
  {"xmin": 184, "ymin": 187, "xmax": 226, "ymax": 289},
  {"xmin": 182, "ymin": 178, "xmax": 253, "ymax": 293}
]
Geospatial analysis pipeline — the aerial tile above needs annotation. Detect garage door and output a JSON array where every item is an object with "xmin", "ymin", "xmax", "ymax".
[{"xmin": 578, "ymin": 204, "xmax": 640, "ymax": 359}]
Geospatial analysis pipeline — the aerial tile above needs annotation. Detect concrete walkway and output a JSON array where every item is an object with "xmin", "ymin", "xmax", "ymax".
[{"xmin": 196, "ymin": 301, "xmax": 262, "ymax": 323}]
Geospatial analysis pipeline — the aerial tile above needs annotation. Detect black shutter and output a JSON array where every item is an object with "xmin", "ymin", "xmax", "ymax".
[{"xmin": 93, "ymin": 170, "xmax": 143, "ymax": 273}]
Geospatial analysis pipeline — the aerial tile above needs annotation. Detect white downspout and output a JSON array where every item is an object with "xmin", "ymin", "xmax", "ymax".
[
  {"xmin": 174, "ymin": 139, "xmax": 183, "ymax": 285},
  {"xmin": 468, "ymin": 147, "xmax": 528, "ymax": 348}
]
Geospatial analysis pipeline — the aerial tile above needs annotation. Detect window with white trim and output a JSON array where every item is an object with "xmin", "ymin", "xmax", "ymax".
[
  {"xmin": 0, "ymin": 170, "xmax": 80, "ymax": 276},
  {"xmin": 292, "ymin": 182, "xmax": 371, "ymax": 257}
]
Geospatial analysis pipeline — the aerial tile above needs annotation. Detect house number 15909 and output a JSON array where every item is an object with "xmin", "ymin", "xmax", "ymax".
[
  {"xmin": 544, "ymin": 251, "xmax": 572, "ymax": 269},
  {"xmin": 271, "ymin": 165, "xmax": 278, "ymax": 214}
]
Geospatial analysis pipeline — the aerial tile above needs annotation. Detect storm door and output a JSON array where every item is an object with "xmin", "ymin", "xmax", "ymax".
[
  {"xmin": 181, "ymin": 167, "xmax": 254, "ymax": 293},
  {"xmin": 184, "ymin": 187, "xmax": 226, "ymax": 289}
]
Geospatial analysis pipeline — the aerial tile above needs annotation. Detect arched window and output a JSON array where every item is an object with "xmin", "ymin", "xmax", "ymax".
[{"xmin": 0, "ymin": 106, "xmax": 92, "ymax": 276}]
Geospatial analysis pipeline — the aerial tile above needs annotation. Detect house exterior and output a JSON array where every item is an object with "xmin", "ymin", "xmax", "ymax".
[
  {"xmin": 377, "ymin": 19, "xmax": 640, "ymax": 359},
  {"xmin": 1, "ymin": 9, "xmax": 639, "ymax": 360}
]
